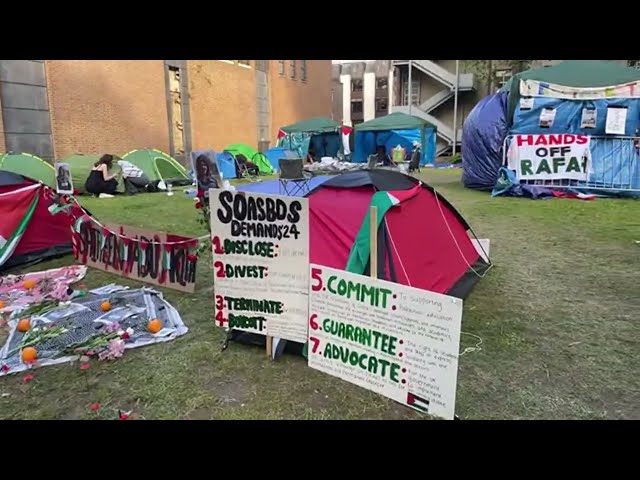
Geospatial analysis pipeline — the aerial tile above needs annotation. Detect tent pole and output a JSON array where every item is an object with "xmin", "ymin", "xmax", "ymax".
[
  {"xmin": 369, "ymin": 206, "xmax": 378, "ymax": 280},
  {"xmin": 452, "ymin": 60, "xmax": 460, "ymax": 156}
]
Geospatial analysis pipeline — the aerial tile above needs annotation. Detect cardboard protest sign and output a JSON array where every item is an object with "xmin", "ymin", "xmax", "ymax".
[
  {"xmin": 209, "ymin": 189, "xmax": 309, "ymax": 343},
  {"xmin": 73, "ymin": 219, "xmax": 198, "ymax": 292},
  {"xmin": 307, "ymin": 264, "xmax": 463, "ymax": 420},
  {"xmin": 507, "ymin": 134, "xmax": 592, "ymax": 181}
]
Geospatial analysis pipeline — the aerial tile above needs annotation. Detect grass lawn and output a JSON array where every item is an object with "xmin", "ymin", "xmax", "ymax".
[{"xmin": 1, "ymin": 169, "xmax": 639, "ymax": 420}]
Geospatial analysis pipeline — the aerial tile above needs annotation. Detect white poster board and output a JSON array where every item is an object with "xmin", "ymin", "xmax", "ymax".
[
  {"xmin": 605, "ymin": 107, "xmax": 627, "ymax": 135},
  {"xmin": 307, "ymin": 264, "xmax": 463, "ymax": 420},
  {"xmin": 507, "ymin": 134, "xmax": 591, "ymax": 181},
  {"xmin": 54, "ymin": 162, "xmax": 73, "ymax": 195},
  {"xmin": 538, "ymin": 108, "xmax": 556, "ymax": 128},
  {"xmin": 580, "ymin": 108, "xmax": 597, "ymax": 129},
  {"xmin": 209, "ymin": 189, "xmax": 309, "ymax": 343}
]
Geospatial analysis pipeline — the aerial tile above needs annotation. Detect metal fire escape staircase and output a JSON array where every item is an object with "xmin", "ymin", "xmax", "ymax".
[{"xmin": 392, "ymin": 60, "xmax": 475, "ymax": 156}]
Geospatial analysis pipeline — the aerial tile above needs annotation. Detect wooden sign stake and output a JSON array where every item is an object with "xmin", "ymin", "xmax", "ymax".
[
  {"xmin": 266, "ymin": 336, "xmax": 273, "ymax": 358},
  {"xmin": 369, "ymin": 206, "xmax": 378, "ymax": 280}
]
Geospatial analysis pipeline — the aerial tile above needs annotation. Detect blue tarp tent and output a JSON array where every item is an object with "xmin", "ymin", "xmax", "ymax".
[
  {"xmin": 276, "ymin": 117, "xmax": 342, "ymax": 160},
  {"xmin": 352, "ymin": 113, "xmax": 437, "ymax": 165},
  {"xmin": 461, "ymin": 91, "xmax": 509, "ymax": 190},
  {"xmin": 264, "ymin": 147, "xmax": 300, "ymax": 171},
  {"xmin": 462, "ymin": 60, "xmax": 640, "ymax": 196}
]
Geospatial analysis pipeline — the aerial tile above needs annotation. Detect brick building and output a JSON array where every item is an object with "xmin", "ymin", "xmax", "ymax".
[{"xmin": 0, "ymin": 60, "xmax": 332, "ymax": 164}]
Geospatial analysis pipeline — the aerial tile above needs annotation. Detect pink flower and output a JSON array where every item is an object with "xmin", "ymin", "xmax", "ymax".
[
  {"xmin": 118, "ymin": 410, "xmax": 131, "ymax": 420},
  {"xmin": 80, "ymin": 362, "xmax": 90, "ymax": 370},
  {"xmin": 89, "ymin": 402, "xmax": 100, "ymax": 411},
  {"xmin": 23, "ymin": 373, "xmax": 34, "ymax": 382}
]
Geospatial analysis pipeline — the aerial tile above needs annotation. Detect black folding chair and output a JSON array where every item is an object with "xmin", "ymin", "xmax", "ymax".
[
  {"xmin": 278, "ymin": 158, "xmax": 311, "ymax": 196},
  {"xmin": 367, "ymin": 154, "xmax": 379, "ymax": 170}
]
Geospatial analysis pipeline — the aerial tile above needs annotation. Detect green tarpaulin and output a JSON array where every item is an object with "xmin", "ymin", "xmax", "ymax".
[
  {"xmin": 224, "ymin": 143, "xmax": 273, "ymax": 174},
  {"xmin": 502, "ymin": 60, "xmax": 640, "ymax": 125},
  {"xmin": 355, "ymin": 112, "xmax": 437, "ymax": 132},
  {"xmin": 281, "ymin": 117, "xmax": 340, "ymax": 134}
]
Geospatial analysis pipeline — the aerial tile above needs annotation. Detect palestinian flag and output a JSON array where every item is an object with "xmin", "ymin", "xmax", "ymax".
[
  {"xmin": 305, "ymin": 184, "xmax": 422, "ymax": 360},
  {"xmin": 0, "ymin": 185, "xmax": 41, "ymax": 267},
  {"xmin": 346, "ymin": 185, "xmax": 422, "ymax": 275}
]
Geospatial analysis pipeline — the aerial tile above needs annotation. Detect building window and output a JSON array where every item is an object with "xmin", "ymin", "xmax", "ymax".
[
  {"xmin": 219, "ymin": 60, "xmax": 235, "ymax": 64},
  {"xmin": 278, "ymin": 60, "xmax": 285, "ymax": 75},
  {"xmin": 352, "ymin": 79, "xmax": 363, "ymax": 92},
  {"xmin": 351, "ymin": 101, "xmax": 363, "ymax": 114},
  {"xmin": 301, "ymin": 60, "xmax": 307, "ymax": 82},
  {"xmin": 376, "ymin": 77, "xmax": 388, "ymax": 90},
  {"xmin": 375, "ymin": 98, "xmax": 388, "ymax": 114},
  {"xmin": 237, "ymin": 60, "xmax": 251, "ymax": 68},
  {"xmin": 290, "ymin": 60, "xmax": 296, "ymax": 79},
  {"xmin": 402, "ymin": 79, "xmax": 421, "ymax": 105}
]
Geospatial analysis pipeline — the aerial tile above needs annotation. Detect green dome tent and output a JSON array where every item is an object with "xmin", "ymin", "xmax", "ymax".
[
  {"xmin": 0, "ymin": 153, "xmax": 56, "ymax": 188},
  {"xmin": 224, "ymin": 143, "xmax": 273, "ymax": 174},
  {"xmin": 121, "ymin": 149, "xmax": 190, "ymax": 184},
  {"xmin": 62, "ymin": 153, "xmax": 126, "ymax": 194}
]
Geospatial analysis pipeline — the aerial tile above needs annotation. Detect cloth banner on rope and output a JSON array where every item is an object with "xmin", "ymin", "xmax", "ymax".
[{"xmin": 71, "ymin": 214, "xmax": 199, "ymax": 293}]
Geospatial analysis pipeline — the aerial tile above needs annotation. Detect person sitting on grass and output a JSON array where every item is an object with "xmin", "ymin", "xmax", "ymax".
[
  {"xmin": 85, "ymin": 154, "xmax": 119, "ymax": 197},
  {"xmin": 117, "ymin": 159, "xmax": 161, "ymax": 195}
]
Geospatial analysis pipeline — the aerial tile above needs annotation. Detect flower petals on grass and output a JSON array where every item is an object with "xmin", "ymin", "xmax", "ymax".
[{"xmin": 89, "ymin": 402, "xmax": 100, "ymax": 411}]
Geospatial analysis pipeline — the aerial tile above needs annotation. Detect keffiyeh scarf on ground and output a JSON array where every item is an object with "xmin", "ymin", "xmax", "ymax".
[{"xmin": 0, "ymin": 287, "xmax": 188, "ymax": 376}]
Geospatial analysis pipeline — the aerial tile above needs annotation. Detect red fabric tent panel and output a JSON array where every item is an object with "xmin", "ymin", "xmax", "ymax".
[
  {"xmin": 384, "ymin": 190, "xmax": 480, "ymax": 294},
  {"xmin": 309, "ymin": 186, "xmax": 374, "ymax": 270},
  {"xmin": 12, "ymin": 187, "xmax": 72, "ymax": 256}
]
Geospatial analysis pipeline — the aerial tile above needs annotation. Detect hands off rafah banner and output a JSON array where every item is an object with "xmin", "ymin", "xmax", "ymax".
[{"xmin": 507, "ymin": 134, "xmax": 592, "ymax": 181}]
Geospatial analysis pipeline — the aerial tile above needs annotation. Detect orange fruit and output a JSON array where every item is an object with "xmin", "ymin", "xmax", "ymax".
[
  {"xmin": 21, "ymin": 347, "xmax": 38, "ymax": 363},
  {"xmin": 100, "ymin": 301, "xmax": 112, "ymax": 312},
  {"xmin": 23, "ymin": 280, "xmax": 37, "ymax": 290},
  {"xmin": 17, "ymin": 319, "xmax": 31, "ymax": 332},
  {"xmin": 147, "ymin": 319, "xmax": 162, "ymax": 334}
]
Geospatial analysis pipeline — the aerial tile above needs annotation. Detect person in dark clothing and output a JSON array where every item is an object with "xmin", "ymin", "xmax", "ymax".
[
  {"xmin": 234, "ymin": 154, "xmax": 259, "ymax": 177},
  {"xmin": 196, "ymin": 155, "xmax": 219, "ymax": 201},
  {"xmin": 85, "ymin": 154, "xmax": 119, "ymax": 197}
]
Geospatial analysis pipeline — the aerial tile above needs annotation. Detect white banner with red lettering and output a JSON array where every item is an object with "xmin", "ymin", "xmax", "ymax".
[{"xmin": 507, "ymin": 134, "xmax": 592, "ymax": 181}]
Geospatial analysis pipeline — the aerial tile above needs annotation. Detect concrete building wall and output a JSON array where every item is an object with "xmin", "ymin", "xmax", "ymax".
[
  {"xmin": 331, "ymin": 64, "xmax": 343, "ymax": 123},
  {"xmin": 46, "ymin": 60, "xmax": 169, "ymax": 158},
  {"xmin": 188, "ymin": 60, "xmax": 257, "ymax": 151}
]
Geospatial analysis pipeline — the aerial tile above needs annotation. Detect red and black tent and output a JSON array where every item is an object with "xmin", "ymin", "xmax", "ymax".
[
  {"xmin": 229, "ymin": 169, "xmax": 491, "ymax": 357},
  {"xmin": 0, "ymin": 171, "xmax": 77, "ymax": 271},
  {"xmin": 308, "ymin": 169, "xmax": 490, "ymax": 299}
]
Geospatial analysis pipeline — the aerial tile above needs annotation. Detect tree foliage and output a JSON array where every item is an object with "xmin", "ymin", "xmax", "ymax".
[{"xmin": 463, "ymin": 60, "xmax": 533, "ymax": 92}]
